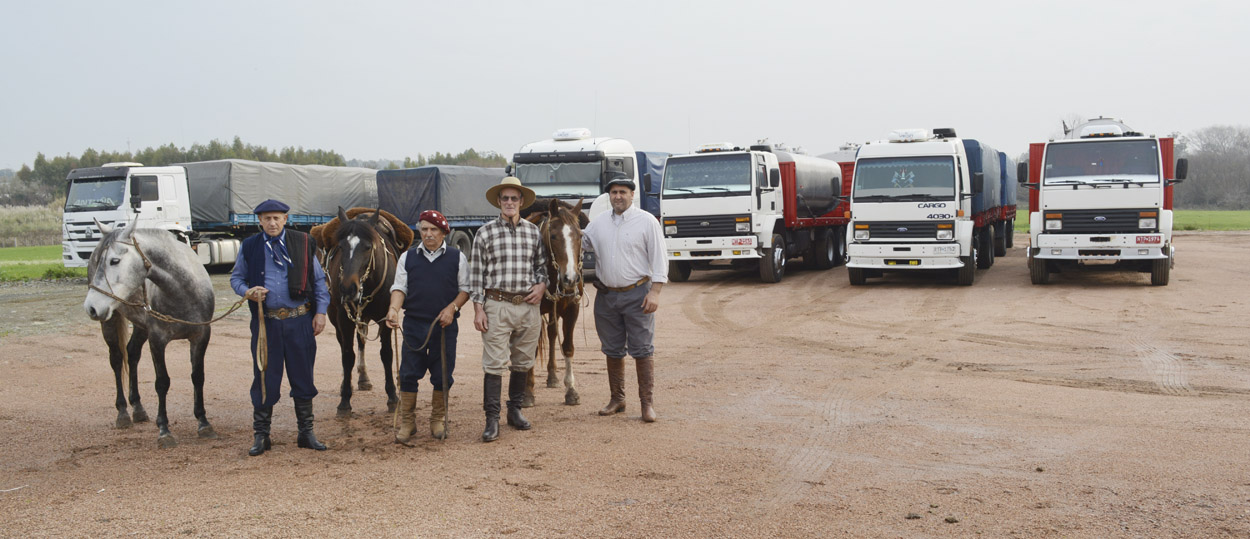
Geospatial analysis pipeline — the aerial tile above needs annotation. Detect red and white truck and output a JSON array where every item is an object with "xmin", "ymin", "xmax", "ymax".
[{"xmin": 662, "ymin": 142, "xmax": 852, "ymax": 283}]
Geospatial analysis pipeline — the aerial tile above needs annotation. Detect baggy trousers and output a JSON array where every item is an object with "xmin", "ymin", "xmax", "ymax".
[
  {"xmin": 249, "ymin": 312, "xmax": 318, "ymax": 408},
  {"xmin": 400, "ymin": 317, "xmax": 458, "ymax": 392}
]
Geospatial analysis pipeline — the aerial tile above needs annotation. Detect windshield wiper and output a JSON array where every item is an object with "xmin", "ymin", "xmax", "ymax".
[
  {"xmin": 853, "ymin": 195, "xmax": 902, "ymax": 202},
  {"xmin": 699, "ymin": 186, "xmax": 732, "ymax": 192},
  {"xmin": 665, "ymin": 187, "xmax": 693, "ymax": 194},
  {"xmin": 890, "ymin": 194, "xmax": 950, "ymax": 201}
]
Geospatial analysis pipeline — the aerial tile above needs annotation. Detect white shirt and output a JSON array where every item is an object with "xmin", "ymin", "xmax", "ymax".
[
  {"xmin": 582, "ymin": 204, "xmax": 668, "ymax": 288},
  {"xmin": 390, "ymin": 241, "xmax": 472, "ymax": 295}
]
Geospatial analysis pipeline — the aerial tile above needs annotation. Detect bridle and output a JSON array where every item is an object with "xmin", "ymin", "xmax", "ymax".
[
  {"xmin": 539, "ymin": 212, "xmax": 583, "ymax": 303},
  {"xmin": 331, "ymin": 223, "xmax": 396, "ymax": 341}
]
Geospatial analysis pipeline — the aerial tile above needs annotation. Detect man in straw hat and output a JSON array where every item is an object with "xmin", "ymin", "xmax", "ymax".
[{"xmin": 468, "ymin": 177, "xmax": 548, "ymax": 442}]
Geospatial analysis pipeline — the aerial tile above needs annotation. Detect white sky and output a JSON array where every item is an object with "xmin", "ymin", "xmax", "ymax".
[{"xmin": 2, "ymin": 0, "xmax": 1246, "ymax": 170}]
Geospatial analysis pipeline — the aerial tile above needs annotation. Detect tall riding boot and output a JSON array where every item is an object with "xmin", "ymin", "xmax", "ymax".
[
  {"xmin": 482, "ymin": 374, "xmax": 502, "ymax": 442},
  {"xmin": 395, "ymin": 390, "xmax": 418, "ymax": 444},
  {"xmin": 599, "ymin": 357, "xmax": 627, "ymax": 416},
  {"xmin": 430, "ymin": 389, "xmax": 448, "ymax": 440},
  {"xmin": 506, "ymin": 371, "xmax": 532, "ymax": 430},
  {"xmin": 294, "ymin": 398, "xmax": 327, "ymax": 450},
  {"xmin": 636, "ymin": 358, "xmax": 657, "ymax": 423},
  {"xmin": 248, "ymin": 406, "xmax": 272, "ymax": 456}
]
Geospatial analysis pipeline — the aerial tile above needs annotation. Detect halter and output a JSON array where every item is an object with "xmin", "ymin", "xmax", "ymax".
[
  {"xmin": 539, "ymin": 213, "xmax": 584, "ymax": 303},
  {"xmin": 333, "ymin": 223, "xmax": 397, "ymax": 342}
]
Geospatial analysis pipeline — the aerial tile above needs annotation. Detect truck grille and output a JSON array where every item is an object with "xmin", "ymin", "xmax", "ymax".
[
  {"xmin": 665, "ymin": 214, "xmax": 745, "ymax": 238},
  {"xmin": 1051, "ymin": 209, "xmax": 1155, "ymax": 234},
  {"xmin": 864, "ymin": 221, "xmax": 939, "ymax": 240}
]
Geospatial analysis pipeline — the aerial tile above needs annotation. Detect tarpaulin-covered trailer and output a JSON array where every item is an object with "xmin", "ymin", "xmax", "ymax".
[{"xmin": 181, "ymin": 159, "xmax": 378, "ymax": 227}]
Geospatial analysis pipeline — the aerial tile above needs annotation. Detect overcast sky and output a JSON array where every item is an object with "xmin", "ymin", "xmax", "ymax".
[{"xmin": 2, "ymin": 0, "xmax": 1245, "ymax": 170}]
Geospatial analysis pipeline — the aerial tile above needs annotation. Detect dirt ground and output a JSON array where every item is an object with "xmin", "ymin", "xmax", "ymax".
[{"xmin": 2, "ymin": 231, "xmax": 1249, "ymax": 537}]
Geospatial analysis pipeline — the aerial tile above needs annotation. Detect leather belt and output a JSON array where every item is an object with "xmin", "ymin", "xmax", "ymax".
[
  {"xmin": 594, "ymin": 276, "xmax": 650, "ymax": 293},
  {"xmin": 265, "ymin": 303, "xmax": 311, "ymax": 320},
  {"xmin": 484, "ymin": 289, "xmax": 527, "ymax": 305}
]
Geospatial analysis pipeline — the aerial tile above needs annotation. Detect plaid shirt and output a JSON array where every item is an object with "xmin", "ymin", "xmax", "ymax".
[{"xmin": 469, "ymin": 216, "xmax": 549, "ymax": 304}]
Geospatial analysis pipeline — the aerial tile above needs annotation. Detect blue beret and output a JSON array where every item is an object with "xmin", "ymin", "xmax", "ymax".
[{"xmin": 253, "ymin": 199, "xmax": 290, "ymax": 214}]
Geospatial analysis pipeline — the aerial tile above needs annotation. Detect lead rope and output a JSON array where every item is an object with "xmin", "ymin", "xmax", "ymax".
[{"xmin": 255, "ymin": 301, "xmax": 268, "ymax": 403}]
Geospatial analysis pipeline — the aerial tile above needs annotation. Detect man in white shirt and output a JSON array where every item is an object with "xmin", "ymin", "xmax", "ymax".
[{"xmin": 581, "ymin": 176, "xmax": 667, "ymax": 422}]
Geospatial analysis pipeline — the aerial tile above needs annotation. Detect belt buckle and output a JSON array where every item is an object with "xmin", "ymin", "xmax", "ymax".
[{"xmin": 511, "ymin": 295, "xmax": 525, "ymax": 305}]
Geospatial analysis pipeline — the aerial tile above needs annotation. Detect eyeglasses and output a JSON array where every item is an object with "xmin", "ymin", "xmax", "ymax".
[{"xmin": 499, "ymin": 195, "xmax": 522, "ymax": 202}]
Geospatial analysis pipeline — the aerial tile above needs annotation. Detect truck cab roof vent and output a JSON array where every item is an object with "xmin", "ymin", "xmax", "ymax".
[
  {"xmin": 696, "ymin": 142, "xmax": 740, "ymax": 153},
  {"xmin": 932, "ymin": 128, "xmax": 957, "ymax": 139},
  {"xmin": 551, "ymin": 128, "xmax": 592, "ymax": 141},
  {"xmin": 103, "ymin": 162, "xmax": 144, "ymax": 167},
  {"xmin": 748, "ymin": 144, "xmax": 773, "ymax": 152}
]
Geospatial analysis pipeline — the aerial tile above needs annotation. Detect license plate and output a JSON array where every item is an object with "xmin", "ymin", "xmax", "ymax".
[
  {"xmin": 1136, "ymin": 236, "xmax": 1162, "ymax": 244},
  {"xmin": 731, "ymin": 238, "xmax": 752, "ymax": 246}
]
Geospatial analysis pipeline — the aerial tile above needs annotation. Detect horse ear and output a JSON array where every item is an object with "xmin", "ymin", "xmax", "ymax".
[
  {"xmin": 369, "ymin": 208, "xmax": 381, "ymax": 226},
  {"xmin": 94, "ymin": 218, "xmax": 113, "ymax": 235},
  {"xmin": 337, "ymin": 206, "xmax": 349, "ymax": 224},
  {"xmin": 572, "ymin": 198, "xmax": 584, "ymax": 216},
  {"xmin": 547, "ymin": 198, "xmax": 559, "ymax": 215}
]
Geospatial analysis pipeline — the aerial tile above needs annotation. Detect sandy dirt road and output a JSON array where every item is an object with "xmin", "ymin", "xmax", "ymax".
[{"xmin": 1, "ymin": 231, "xmax": 1249, "ymax": 537}]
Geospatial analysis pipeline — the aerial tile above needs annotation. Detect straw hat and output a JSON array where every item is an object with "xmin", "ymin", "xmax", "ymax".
[{"xmin": 486, "ymin": 176, "xmax": 536, "ymax": 209}]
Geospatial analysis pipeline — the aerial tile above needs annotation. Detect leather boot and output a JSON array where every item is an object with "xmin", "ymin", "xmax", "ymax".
[
  {"xmin": 395, "ymin": 390, "xmax": 418, "ymax": 444},
  {"xmin": 599, "ymin": 357, "xmax": 627, "ymax": 416},
  {"xmin": 506, "ymin": 370, "xmax": 532, "ymax": 430},
  {"xmin": 482, "ymin": 374, "xmax": 502, "ymax": 442},
  {"xmin": 248, "ymin": 406, "xmax": 272, "ymax": 456},
  {"xmin": 294, "ymin": 398, "xmax": 327, "ymax": 450},
  {"xmin": 636, "ymin": 358, "xmax": 657, "ymax": 423},
  {"xmin": 430, "ymin": 389, "xmax": 448, "ymax": 440}
]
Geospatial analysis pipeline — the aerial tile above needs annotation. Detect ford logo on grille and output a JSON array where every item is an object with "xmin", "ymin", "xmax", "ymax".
[
  {"xmin": 700, "ymin": 221, "xmax": 710, "ymax": 226},
  {"xmin": 897, "ymin": 227, "xmax": 909, "ymax": 232},
  {"xmin": 1094, "ymin": 216, "xmax": 1107, "ymax": 222}
]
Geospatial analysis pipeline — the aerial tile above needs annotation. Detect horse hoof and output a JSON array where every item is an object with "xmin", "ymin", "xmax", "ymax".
[
  {"xmin": 565, "ymin": 390, "xmax": 580, "ymax": 406},
  {"xmin": 198, "ymin": 425, "xmax": 219, "ymax": 439},
  {"xmin": 131, "ymin": 406, "xmax": 149, "ymax": 423},
  {"xmin": 546, "ymin": 378, "xmax": 561, "ymax": 389},
  {"xmin": 520, "ymin": 395, "xmax": 535, "ymax": 408},
  {"xmin": 115, "ymin": 415, "xmax": 133, "ymax": 429},
  {"xmin": 336, "ymin": 408, "xmax": 353, "ymax": 418},
  {"xmin": 357, "ymin": 381, "xmax": 373, "ymax": 391},
  {"xmin": 157, "ymin": 434, "xmax": 178, "ymax": 449},
  {"xmin": 386, "ymin": 401, "xmax": 398, "ymax": 413}
]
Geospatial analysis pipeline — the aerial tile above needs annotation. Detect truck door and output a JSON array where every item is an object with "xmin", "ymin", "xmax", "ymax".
[
  {"xmin": 129, "ymin": 175, "xmax": 165, "ymax": 224},
  {"xmin": 756, "ymin": 155, "xmax": 779, "ymax": 212}
]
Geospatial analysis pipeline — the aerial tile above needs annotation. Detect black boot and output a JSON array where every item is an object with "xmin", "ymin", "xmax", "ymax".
[
  {"xmin": 294, "ymin": 398, "xmax": 327, "ymax": 451},
  {"xmin": 482, "ymin": 374, "xmax": 502, "ymax": 442},
  {"xmin": 248, "ymin": 406, "xmax": 272, "ymax": 457},
  {"xmin": 506, "ymin": 371, "xmax": 532, "ymax": 430}
]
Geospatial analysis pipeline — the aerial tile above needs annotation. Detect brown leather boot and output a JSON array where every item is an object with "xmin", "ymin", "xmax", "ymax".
[
  {"xmin": 636, "ymin": 357, "xmax": 656, "ymax": 423},
  {"xmin": 430, "ymin": 389, "xmax": 448, "ymax": 440},
  {"xmin": 395, "ymin": 390, "xmax": 418, "ymax": 444},
  {"xmin": 599, "ymin": 357, "xmax": 627, "ymax": 416}
]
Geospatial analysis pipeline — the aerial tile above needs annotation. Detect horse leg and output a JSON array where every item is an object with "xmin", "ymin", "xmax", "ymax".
[
  {"xmin": 356, "ymin": 330, "xmax": 373, "ymax": 391},
  {"xmin": 561, "ymin": 305, "xmax": 580, "ymax": 406},
  {"xmin": 337, "ymin": 322, "xmax": 355, "ymax": 417},
  {"xmin": 380, "ymin": 325, "xmax": 398, "ymax": 413},
  {"xmin": 127, "ymin": 326, "xmax": 150, "ymax": 423},
  {"xmin": 545, "ymin": 319, "xmax": 560, "ymax": 388},
  {"xmin": 522, "ymin": 366, "xmax": 535, "ymax": 408},
  {"xmin": 148, "ymin": 337, "xmax": 177, "ymax": 448},
  {"xmin": 190, "ymin": 329, "xmax": 217, "ymax": 439},
  {"xmin": 102, "ymin": 318, "xmax": 131, "ymax": 429}
]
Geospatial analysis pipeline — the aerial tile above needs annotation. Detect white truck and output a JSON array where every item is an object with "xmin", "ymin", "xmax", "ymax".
[
  {"xmin": 1020, "ymin": 118, "xmax": 1188, "ymax": 285},
  {"xmin": 61, "ymin": 160, "xmax": 377, "ymax": 267},
  {"xmin": 511, "ymin": 128, "xmax": 654, "ymax": 220},
  {"xmin": 661, "ymin": 143, "xmax": 851, "ymax": 283},
  {"xmin": 845, "ymin": 128, "xmax": 1015, "ymax": 286}
]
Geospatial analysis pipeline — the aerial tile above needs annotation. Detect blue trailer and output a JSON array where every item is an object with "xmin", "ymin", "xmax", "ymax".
[
  {"xmin": 376, "ymin": 165, "xmax": 506, "ymax": 253},
  {"xmin": 635, "ymin": 151, "xmax": 670, "ymax": 218}
]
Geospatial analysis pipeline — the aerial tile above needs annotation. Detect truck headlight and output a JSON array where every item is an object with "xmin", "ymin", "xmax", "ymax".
[
  {"xmin": 1045, "ymin": 220, "xmax": 1062, "ymax": 230},
  {"xmin": 1138, "ymin": 218, "xmax": 1156, "ymax": 229},
  {"xmin": 664, "ymin": 225, "xmax": 677, "ymax": 235},
  {"xmin": 735, "ymin": 222, "xmax": 750, "ymax": 232},
  {"xmin": 936, "ymin": 229, "xmax": 954, "ymax": 240},
  {"xmin": 854, "ymin": 229, "xmax": 870, "ymax": 240}
]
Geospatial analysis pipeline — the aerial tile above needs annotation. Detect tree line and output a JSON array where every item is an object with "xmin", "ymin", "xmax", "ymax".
[{"xmin": 1, "ymin": 137, "xmax": 506, "ymax": 206}]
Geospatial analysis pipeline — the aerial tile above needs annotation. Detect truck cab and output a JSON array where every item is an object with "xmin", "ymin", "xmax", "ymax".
[
  {"xmin": 62, "ymin": 163, "xmax": 192, "ymax": 267},
  {"xmin": 1022, "ymin": 118, "xmax": 1188, "ymax": 285},
  {"xmin": 511, "ymin": 128, "xmax": 651, "ymax": 221}
]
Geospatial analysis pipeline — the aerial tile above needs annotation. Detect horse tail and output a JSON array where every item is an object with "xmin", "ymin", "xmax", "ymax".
[{"xmin": 118, "ymin": 317, "xmax": 131, "ymax": 388}]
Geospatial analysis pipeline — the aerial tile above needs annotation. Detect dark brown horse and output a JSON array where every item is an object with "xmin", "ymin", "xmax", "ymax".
[
  {"xmin": 314, "ymin": 207, "xmax": 412, "ymax": 416},
  {"xmin": 523, "ymin": 198, "xmax": 587, "ymax": 407}
]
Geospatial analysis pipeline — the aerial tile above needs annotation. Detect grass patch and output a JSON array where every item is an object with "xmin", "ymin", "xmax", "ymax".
[
  {"xmin": 0, "ymin": 245, "xmax": 61, "ymax": 263},
  {"xmin": 1015, "ymin": 210, "xmax": 1250, "ymax": 232},
  {"xmin": 0, "ymin": 244, "xmax": 85, "ymax": 281}
]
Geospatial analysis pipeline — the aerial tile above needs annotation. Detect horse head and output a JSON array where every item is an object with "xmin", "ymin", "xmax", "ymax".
[
  {"xmin": 84, "ymin": 219, "xmax": 148, "ymax": 322},
  {"xmin": 534, "ymin": 198, "xmax": 584, "ymax": 299},
  {"xmin": 332, "ymin": 207, "xmax": 391, "ymax": 305}
]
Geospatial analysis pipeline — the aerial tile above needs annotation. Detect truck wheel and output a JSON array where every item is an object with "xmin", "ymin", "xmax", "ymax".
[
  {"xmin": 448, "ymin": 230, "xmax": 472, "ymax": 254},
  {"xmin": 759, "ymin": 233, "xmax": 786, "ymax": 283},
  {"xmin": 1004, "ymin": 219, "xmax": 1014, "ymax": 249},
  {"xmin": 994, "ymin": 221, "xmax": 1007, "ymax": 257},
  {"xmin": 1029, "ymin": 255, "xmax": 1050, "ymax": 285},
  {"xmin": 812, "ymin": 228, "xmax": 836, "ymax": 270},
  {"xmin": 834, "ymin": 226, "xmax": 847, "ymax": 266},
  {"xmin": 1151, "ymin": 253, "xmax": 1170, "ymax": 286},
  {"xmin": 977, "ymin": 229, "xmax": 994, "ymax": 269},
  {"xmin": 848, "ymin": 267, "xmax": 866, "ymax": 286},
  {"xmin": 957, "ymin": 242, "xmax": 977, "ymax": 286},
  {"xmin": 668, "ymin": 260, "xmax": 692, "ymax": 283}
]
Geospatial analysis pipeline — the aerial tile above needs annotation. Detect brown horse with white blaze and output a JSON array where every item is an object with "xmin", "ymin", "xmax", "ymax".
[{"xmin": 523, "ymin": 198, "xmax": 587, "ymax": 407}]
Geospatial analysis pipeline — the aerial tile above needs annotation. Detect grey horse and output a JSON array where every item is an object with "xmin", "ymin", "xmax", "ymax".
[{"xmin": 83, "ymin": 220, "xmax": 217, "ymax": 448}]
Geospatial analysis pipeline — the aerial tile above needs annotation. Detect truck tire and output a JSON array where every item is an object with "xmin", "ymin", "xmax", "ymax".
[
  {"xmin": 1005, "ymin": 219, "xmax": 1015, "ymax": 249},
  {"xmin": 994, "ymin": 221, "xmax": 1007, "ymax": 257},
  {"xmin": 668, "ymin": 260, "xmax": 692, "ymax": 283},
  {"xmin": 1151, "ymin": 253, "xmax": 1170, "ymax": 286},
  {"xmin": 448, "ymin": 230, "xmax": 472, "ymax": 254},
  {"xmin": 1029, "ymin": 255, "xmax": 1050, "ymax": 285},
  {"xmin": 834, "ymin": 226, "xmax": 847, "ymax": 266},
  {"xmin": 977, "ymin": 229, "xmax": 994, "ymax": 269},
  {"xmin": 848, "ymin": 267, "xmax": 866, "ymax": 286},
  {"xmin": 812, "ymin": 228, "xmax": 836, "ymax": 270},
  {"xmin": 759, "ymin": 233, "xmax": 786, "ymax": 283},
  {"xmin": 957, "ymin": 241, "xmax": 977, "ymax": 286}
]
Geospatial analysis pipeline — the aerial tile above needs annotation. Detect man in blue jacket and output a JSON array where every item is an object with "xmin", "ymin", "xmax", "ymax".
[{"xmin": 230, "ymin": 199, "xmax": 331, "ymax": 456}]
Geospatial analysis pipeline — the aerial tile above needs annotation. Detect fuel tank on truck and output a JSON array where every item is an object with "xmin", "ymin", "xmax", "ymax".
[{"xmin": 774, "ymin": 151, "xmax": 841, "ymax": 218}]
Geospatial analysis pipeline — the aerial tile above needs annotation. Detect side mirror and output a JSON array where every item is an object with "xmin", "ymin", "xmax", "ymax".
[
  {"xmin": 769, "ymin": 169, "xmax": 780, "ymax": 188},
  {"xmin": 129, "ymin": 177, "xmax": 142, "ymax": 210},
  {"xmin": 504, "ymin": 164, "xmax": 513, "ymax": 175},
  {"xmin": 971, "ymin": 172, "xmax": 984, "ymax": 194},
  {"xmin": 1017, "ymin": 162, "xmax": 1030, "ymax": 184},
  {"xmin": 643, "ymin": 172, "xmax": 652, "ymax": 193},
  {"xmin": 1175, "ymin": 158, "xmax": 1188, "ymax": 181}
]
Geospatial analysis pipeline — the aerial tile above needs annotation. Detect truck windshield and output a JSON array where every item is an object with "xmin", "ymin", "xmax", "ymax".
[
  {"xmin": 513, "ymin": 162, "xmax": 602, "ymax": 198},
  {"xmin": 662, "ymin": 154, "xmax": 750, "ymax": 198},
  {"xmin": 64, "ymin": 177, "xmax": 126, "ymax": 212},
  {"xmin": 853, "ymin": 156, "xmax": 955, "ymax": 200},
  {"xmin": 1043, "ymin": 140, "xmax": 1160, "ymax": 183}
]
